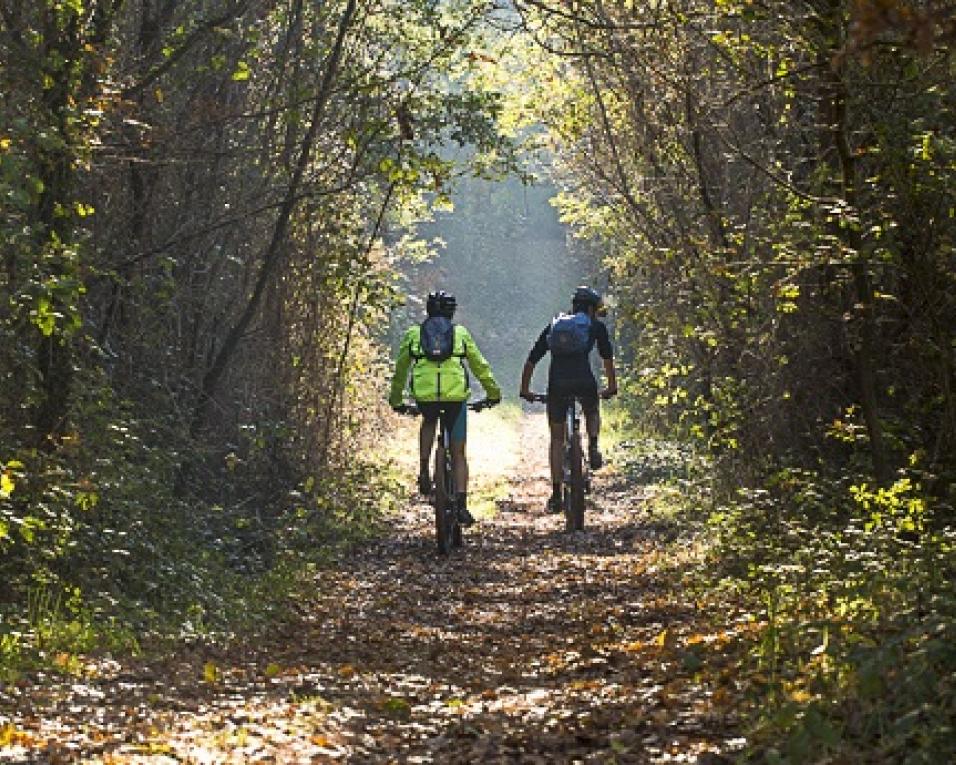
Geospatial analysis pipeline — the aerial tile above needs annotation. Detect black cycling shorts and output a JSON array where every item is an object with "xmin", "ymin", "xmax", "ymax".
[
  {"xmin": 418, "ymin": 401, "xmax": 467, "ymax": 443},
  {"xmin": 547, "ymin": 378, "xmax": 599, "ymax": 424}
]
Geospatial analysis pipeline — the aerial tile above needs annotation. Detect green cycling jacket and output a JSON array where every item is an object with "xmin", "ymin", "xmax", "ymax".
[{"xmin": 388, "ymin": 324, "xmax": 501, "ymax": 406}]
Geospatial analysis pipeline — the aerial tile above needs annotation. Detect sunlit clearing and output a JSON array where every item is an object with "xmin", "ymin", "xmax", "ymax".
[
  {"xmin": 384, "ymin": 403, "xmax": 529, "ymax": 517},
  {"xmin": 467, "ymin": 402, "xmax": 521, "ymax": 475}
]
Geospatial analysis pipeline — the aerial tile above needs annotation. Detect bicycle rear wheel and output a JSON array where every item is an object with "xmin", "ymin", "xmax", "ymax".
[
  {"xmin": 433, "ymin": 446, "xmax": 457, "ymax": 554},
  {"xmin": 566, "ymin": 432, "xmax": 586, "ymax": 532}
]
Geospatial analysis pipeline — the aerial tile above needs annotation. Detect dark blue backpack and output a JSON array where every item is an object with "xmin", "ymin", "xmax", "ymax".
[
  {"xmin": 547, "ymin": 312, "xmax": 591, "ymax": 356},
  {"xmin": 419, "ymin": 316, "xmax": 456, "ymax": 362}
]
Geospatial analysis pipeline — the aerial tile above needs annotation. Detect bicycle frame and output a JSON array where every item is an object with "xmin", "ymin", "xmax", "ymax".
[
  {"xmin": 532, "ymin": 393, "xmax": 588, "ymax": 531},
  {"xmin": 401, "ymin": 399, "xmax": 493, "ymax": 554}
]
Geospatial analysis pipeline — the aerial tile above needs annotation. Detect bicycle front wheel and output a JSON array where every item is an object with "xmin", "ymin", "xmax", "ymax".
[
  {"xmin": 433, "ymin": 446, "xmax": 456, "ymax": 554},
  {"xmin": 566, "ymin": 434, "xmax": 586, "ymax": 532}
]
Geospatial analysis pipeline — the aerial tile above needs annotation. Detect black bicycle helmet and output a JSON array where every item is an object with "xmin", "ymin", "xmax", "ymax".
[
  {"xmin": 426, "ymin": 290, "xmax": 457, "ymax": 318},
  {"xmin": 572, "ymin": 285, "xmax": 606, "ymax": 315}
]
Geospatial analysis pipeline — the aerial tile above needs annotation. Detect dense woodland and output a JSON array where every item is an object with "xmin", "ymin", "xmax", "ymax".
[
  {"xmin": 1, "ymin": 0, "xmax": 520, "ymax": 622},
  {"xmin": 517, "ymin": 1, "xmax": 956, "ymax": 759},
  {"xmin": 1, "ymin": 1, "xmax": 954, "ymax": 762}
]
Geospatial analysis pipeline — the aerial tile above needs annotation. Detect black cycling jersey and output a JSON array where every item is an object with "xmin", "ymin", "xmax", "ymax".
[{"xmin": 527, "ymin": 317, "xmax": 614, "ymax": 387}]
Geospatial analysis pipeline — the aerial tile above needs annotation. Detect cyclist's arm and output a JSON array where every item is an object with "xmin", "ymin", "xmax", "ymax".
[
  {"xmin": 387, "ymin": 328, "xmax": 416, "ymax": 407},
  {"xmin": 460, "ymin": 327, "xmax": 501, "ymax": 401},
  {"xmin": 602, "ymin": 357, "xmax": 618, "ymax": 395},
  {"xmin": 520, "ymin": 326, "xmax": 549, "ymax": 398},
  {"xmin": 595, "ymin": 321, "xmax": 618, "ymax": 396},
  {"xmin": 519, "ymin": 361, "xmax": 534, "ymax": 397}
]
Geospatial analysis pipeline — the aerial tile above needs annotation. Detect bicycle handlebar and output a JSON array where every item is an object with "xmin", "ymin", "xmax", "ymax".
[
  {"xmin": 396, "ymin": 399, "xmax": 499, "ymax": 417},
  {"xmin": 524, "ymin": 390, "xmax": 616, "ymax": 403}
]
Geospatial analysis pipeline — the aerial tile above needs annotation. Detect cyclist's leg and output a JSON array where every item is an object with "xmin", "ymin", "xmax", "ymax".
[
  {"xmin": 417, "ymin": 402, "xmax": 440, "ymax": 493},
  {"xmin": 546, "ymin": 394, "xmax": 569, "ymax": 511},
  {"xmin": 443, "ymin": 403, "xmax": 473, "ymax": 525},
  {"xmin": 578, "ymin": 381, "xmax": 603, "ymax": 468},
  {"xmin": 582, "ymin": 388, "xmax": 600, "ymax": 439},
  {"xmin": 444, "ymin": 402, "xmax": 467, "ymax": 489}
]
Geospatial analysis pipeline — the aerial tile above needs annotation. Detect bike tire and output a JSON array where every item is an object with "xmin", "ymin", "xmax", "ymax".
[
  {"xmin": 434, "ymin": 447, "xmax": 460, "ymax": 555},
  {"xmin": 567, "ymin": 434, "xmax": 586, "ymax": 532},
  {"xmin": 448, "ymin": 462, "xmax": 462, "ymax": 549},
  {"xmin": 433, "ymin": 447, "xmax": 453, "ymax": 555}
]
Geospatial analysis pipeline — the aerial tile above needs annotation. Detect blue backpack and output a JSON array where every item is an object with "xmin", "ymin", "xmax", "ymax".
[
  {"xmin": 547, "ymin": 312, "xmax": 591, "ymax": 356},
  {"xmin": 418, "ymin": 316, "xmax": 456, "ymax": 362}
]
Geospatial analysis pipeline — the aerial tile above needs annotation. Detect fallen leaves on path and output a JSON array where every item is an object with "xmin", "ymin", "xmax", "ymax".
[{"xmin": 1, "ymin": 414, "xmax": 744, "ymax": 763}]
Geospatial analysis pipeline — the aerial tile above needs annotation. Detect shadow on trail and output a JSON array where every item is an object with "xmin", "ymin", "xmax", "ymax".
[
  {"xmin": 360, "ymin": 499, "xmax": 674, "ymax": 568},
  {"xmin": 278, "ymin": 486, "xmax": 737, "ymax": 763},
  {"xmin": 0, "ymin": 453, "xmax": 738, "ymax": 764}
]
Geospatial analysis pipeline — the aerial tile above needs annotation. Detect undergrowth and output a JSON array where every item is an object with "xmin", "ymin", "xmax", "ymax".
[
  {"xmin": 610, "ymin": 415, "xmax": 955, "ymax": 763},
  {"xmin": 0, "ymin": 437, "xmax": 401, "ymax": 682},
  {"xmin": 698, "ymin": 471, "xmax": 956, "ymax": 764}
]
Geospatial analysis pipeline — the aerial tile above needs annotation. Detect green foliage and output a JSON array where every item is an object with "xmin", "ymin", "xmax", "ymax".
[
  {"xmin": 706, "ymin": 471, "xmax": 956, "ymax": 763},
  {"xmin": 526, "ymin": 0, "xmax": 956, "ymax": 496},
  {"xmin": 510, "ymin": 1, "xmax": 956, "ymax": 760},
  {"xmin": 615, "ymin": 437, "xmax": 700, "ymax": 486},
  {"xmin": 1, "ymin": 0, "xmax": 517, "ymax": 677}
]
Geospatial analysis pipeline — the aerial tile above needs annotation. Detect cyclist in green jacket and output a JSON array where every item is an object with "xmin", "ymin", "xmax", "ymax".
[{"xmin": 389, "ymin": 291, "xmax": 501, "ymax": 525}]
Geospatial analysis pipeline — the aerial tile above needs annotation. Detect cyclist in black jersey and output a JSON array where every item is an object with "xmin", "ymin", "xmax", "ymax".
[{"xmin": 519, "ymin": 286, "xmax": 618, "ymax": 513}]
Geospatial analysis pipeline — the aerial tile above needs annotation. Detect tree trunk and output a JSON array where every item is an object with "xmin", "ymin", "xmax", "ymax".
[
  {"xmin": 33, "ymin": 9, "xmax": 79, "ymax": 447},
  {"xmin": 822, "ymin": 2, "xmax": 891, "ymax": 485}
]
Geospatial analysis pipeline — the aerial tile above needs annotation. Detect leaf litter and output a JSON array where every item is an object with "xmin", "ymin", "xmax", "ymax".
[{"xmin": 1, "ymin": 413, "xmax": 744, "ymax": 763}]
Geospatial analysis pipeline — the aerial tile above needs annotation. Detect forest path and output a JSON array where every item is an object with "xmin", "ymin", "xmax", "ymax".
[{"xmin": 1, "ymin": 411, "xmax": 740, "ymax": 764}]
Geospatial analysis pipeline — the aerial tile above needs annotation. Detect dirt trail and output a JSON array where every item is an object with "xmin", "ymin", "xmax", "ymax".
[{"xmin": 1, "ymin": 411, "xmax": 740, "ymax": 764}]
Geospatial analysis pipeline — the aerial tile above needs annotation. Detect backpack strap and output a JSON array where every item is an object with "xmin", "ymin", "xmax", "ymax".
[
  {"xmin": 410, "ymin": 324, "xmax": 426, "ymax": 360},
  {"xmin": 451, "ymin": 324, "xmax": 467, "ymax": 359}
]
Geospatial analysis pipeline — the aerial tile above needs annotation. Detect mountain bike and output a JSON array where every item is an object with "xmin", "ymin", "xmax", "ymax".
[
  {"xmin": 531, "ymin": 393, "xmax": 589, "ymax": 532},
  {"xmin": 401, "ymin": 399, "xmax": 496, "ymax": 554}
]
